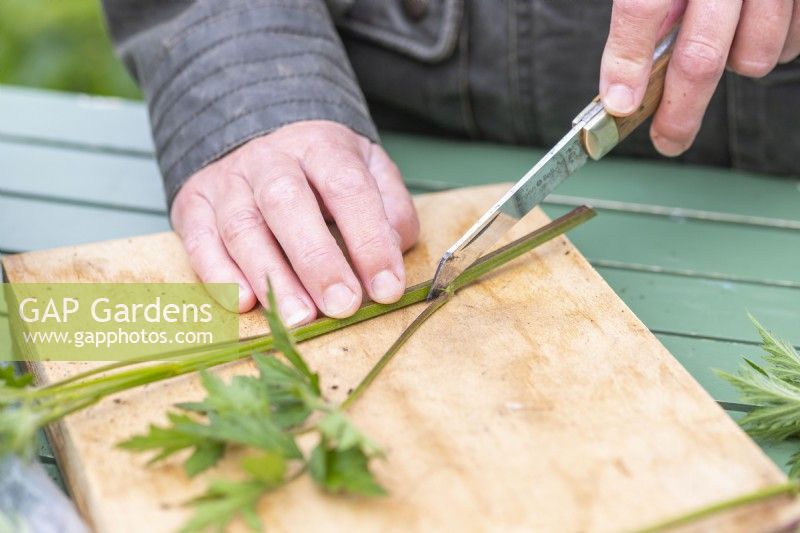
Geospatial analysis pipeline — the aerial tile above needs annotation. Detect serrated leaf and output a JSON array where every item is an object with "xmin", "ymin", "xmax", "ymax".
[
  {"xmin": 121, "ymin": 280, "xmax": 387, "ymax": 532},
  {"xmin": 718, "ymin": 318, "xmax": 800, "ymax": 446},
  {"xmin": 118, "ymin": 414, "xmax": 202, "ymax": 456},
  {"xmin": 118, "ymin": 413, "xmax": 226, "ymax": 476},
  {"xmin": 184, "ymin": 441, "xmax": 226, "ymax": 477},
  {"xmin": 308, "ymin": 438, "xmax": 385, "ymax": 496},
  {"xmin": 253, "ymin": 354, "xmax": 316, "ymax": 428},
  {"xmin": 180, "ymin": 478, "xmax": 266, "ymax": 533},
  {"xmin": 748, "ymin": 314, "xmax": 800, "ymax": 386},
  {"xmin": 176, "ymin": 412, "xmax": 302, "ymax": 459},
  {"xmin": 179, "ymin": 372, "xmax": 270, "ymax": 417}
]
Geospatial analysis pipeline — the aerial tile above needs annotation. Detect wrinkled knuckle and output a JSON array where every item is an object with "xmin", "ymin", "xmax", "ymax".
[
  {"xmin": 351, "ymin": 231, "xmax": 395, "ymax": 259},
  {"xmin": 322, "ymin": 166, "xmax": 370, "ymax": 200},
  {"xmin": 297, "ymin": 242, "xmax": 336, "ymax": 268},
  {"xmin": 303, "ymin": 139, "xmax": 358, "ymax": 167},
  {"xmin": 674, "ymin": 39, "xmax": 727, "ymax": 83},
  {"xmin": 257, "ymin": 174, "xmax": 304, "ymax": 211},
  {"xmin": 183, "ymin": 226, "xmax": 217, "ymax": 256},
  {"xmin": 219, "ymin": 208, "xmax": 264, "ymax": 243},
  {"xmin": 253, "ymin": 262, "xmax": 283, "ymax": 287}
]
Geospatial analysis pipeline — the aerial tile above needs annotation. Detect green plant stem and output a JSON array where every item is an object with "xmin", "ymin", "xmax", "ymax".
[
  {"xmin": 341, "ymin": 205, "xmax": 595, "ymax": 411},
  {"xmin": 21, "ymin": 207, "xmax": 595, "ymax": 416},
  {"xmin": 449, "ymin": 206, "xmax": 594, "ymax": 291},
  {"xmin": 630, "ymin": 480, "xmax": 800, "ymax": 533},
  {"xmin": 341, "ymin": 292, "xmax": 451, "ymax": 410}
]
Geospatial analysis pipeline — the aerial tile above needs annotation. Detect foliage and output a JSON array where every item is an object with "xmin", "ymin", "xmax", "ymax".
[
  {"xmin": 717, "ymin": 316, "xmax": 800, "ymax": 477},
  {"xmin": 0, "ymin": 0, "xmax": 140, "ymax": 98},
  {"xmin": 119, "ymin": 285, "xmax": 384, "ymax": 532},
  {"xmin": 0, "ymin": 366, "xmax": 32, "ymax": 389}
]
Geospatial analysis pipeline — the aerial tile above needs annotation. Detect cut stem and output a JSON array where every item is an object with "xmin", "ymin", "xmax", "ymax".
[
  {"xmin": 342, "ymin": 292, "xmax": 452, "ymax": 410},
  {"xmin": 342, "ymin": 205, "xmax": 595, "ymax": 410},
  {"xmin": 17, "ymin": 207, "xmax": 595, "ymax": 421}
]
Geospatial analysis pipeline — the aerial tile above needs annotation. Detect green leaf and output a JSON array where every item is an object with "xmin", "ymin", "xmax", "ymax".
[
  {"xmin": 185, "ymin": 441, "xmax": 226, "ymax": 478},
  {"xmin": 179, "ymin": 372, "xmax": 270, "ymax": 418},
  {"xmin": 241, "ymin": 451, "xmax": 286, "ymax": 485},
  {"xmin": 717, "ymin": 318, "xmax": 800, "ymax": 448},
  {"xmin": 253, "ymin": 354, "xmax": 316, "ymax": 428},
  {"xmin": 743, "ymin": 358, "xmax": 768, "ymax": 377},
  {"xmin": 176, "ymin": 412, "xmax": 302, "ymax": 459},
  {"xmin": 308, "ymin": 438, "xmax": 385, "ymax": 496},
  {"xmin": 117, "ymin": 413, "xmax": 225, "ymax": 476},
  {"xmin": 309, "ymin": 411, "xmax": 385, "ymax": 496},
  {"xmin": 317, "ymin": 411, "xmax": 382, "ymax": 457},
  {"xmin": 0, "ymin": 366, "xmax": 32, "ymax": 389},
  {"xmin": 749, "ymin": 314, "xmax": 800, "ymax": 386},
  {"xmin": 263, "ymin": 282, "xmax": 320, "ymax": 394},
  {"xmin": 180, "ymin": 478, "xmax": 267, "ymax": 533}
]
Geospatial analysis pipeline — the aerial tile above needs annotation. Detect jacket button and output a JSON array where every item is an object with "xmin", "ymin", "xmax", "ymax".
[{"xmin": 402, "ymin": 0, "xmax": 428, "ymax": 20}]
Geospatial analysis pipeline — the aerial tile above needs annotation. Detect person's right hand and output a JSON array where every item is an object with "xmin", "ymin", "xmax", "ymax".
[
  {"xmin": 170, "ymin": 120, "xmax": 420, "ymax": 325},
  {"xmin": 600, "ymin": 0, "xmax": 800, "ymax": 156}
]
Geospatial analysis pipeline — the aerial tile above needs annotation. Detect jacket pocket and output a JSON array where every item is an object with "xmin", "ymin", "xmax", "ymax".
[{"xmin": 334, "ymin": 0, "xmax": 464, "ymax": 62}]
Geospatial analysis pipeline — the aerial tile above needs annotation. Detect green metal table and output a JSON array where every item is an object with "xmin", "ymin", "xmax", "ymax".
[{"xmin": 1, "ymin": 84, "xmax": 798, "ymax": 486}]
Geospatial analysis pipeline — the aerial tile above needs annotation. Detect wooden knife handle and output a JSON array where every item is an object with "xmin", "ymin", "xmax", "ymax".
[
  {"xmin": 610, "ymin": 47, "xmax": 673, "ymax": 142},
  {"xmin": 577, "ymin": 28, "xmax": 678, "ymax": 160}
]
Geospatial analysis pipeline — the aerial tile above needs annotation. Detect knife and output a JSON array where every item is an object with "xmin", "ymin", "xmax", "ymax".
[{"xmin": 427, "ymin": 28, "xmax": 678, "ymax": 300}]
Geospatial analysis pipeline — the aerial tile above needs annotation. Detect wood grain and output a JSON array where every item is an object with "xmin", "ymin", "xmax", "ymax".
[{"xmin": 3, "ymin": 184, "xmax": 799, "ymax": 533}]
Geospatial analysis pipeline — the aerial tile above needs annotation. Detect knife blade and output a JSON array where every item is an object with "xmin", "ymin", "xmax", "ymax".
[{"xmin": 427, "ymin": 28, "xmax": 678, "ymax": 300}]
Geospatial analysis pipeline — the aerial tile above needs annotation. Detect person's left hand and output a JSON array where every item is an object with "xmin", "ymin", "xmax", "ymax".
[{"xmin": 599, "ymin": 0, "xmax": 800, "ymax": 156}]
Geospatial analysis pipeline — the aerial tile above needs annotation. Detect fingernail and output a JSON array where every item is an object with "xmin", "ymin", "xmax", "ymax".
[
  {"xmin": 279, "ymin": 296, "xmax": 312, "ymax": 326},
  {"xmin": 605, "ymin": 83, "xmax": 635, "ymax": 115},
  {"xmin": 238, "ymin": 283, "xmax": 250, "ymax": 302},
  {"xmin": 235, "ymin": 282, "xmax": 253, "ymax": 312},
  {"xmin": 322, "ymin": 283, "xmax": 357, "ymax": 317},
  {"xmin": 370, "ymin": 270, "xmax": 402, "ymax": 303}
]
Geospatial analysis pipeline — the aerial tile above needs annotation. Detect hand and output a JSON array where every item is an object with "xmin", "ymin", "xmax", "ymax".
[
  {"xmin": 170, "ymin": 120, "xmax": 420, "ymax": 323},
  {"xmin": 600, "ymin": 0, "xmax": 800, "ymax": 155}
]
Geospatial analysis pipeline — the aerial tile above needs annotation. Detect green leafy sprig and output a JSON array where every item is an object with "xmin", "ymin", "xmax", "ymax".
[
  {"xmin": 717, "ymin": 315, "xmax": 800, "ymax": 476},
  {"xmin": 120, "ymin": 286, "xmax": 384, "ymax": 532},
  {"xmin": 0, "ymin": 207, "xmax": 596, "ymax": 532}
]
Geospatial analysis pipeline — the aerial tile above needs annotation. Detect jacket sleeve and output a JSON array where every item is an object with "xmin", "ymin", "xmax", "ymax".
[{"xmin": 101, "ymin": 0, "xmax": 378, "ymax": 209}]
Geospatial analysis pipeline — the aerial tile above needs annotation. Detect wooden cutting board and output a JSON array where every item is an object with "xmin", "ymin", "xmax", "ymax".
[{"xmin": 3, "ymin": 184, "xmax": 799, "ymax": 533}]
